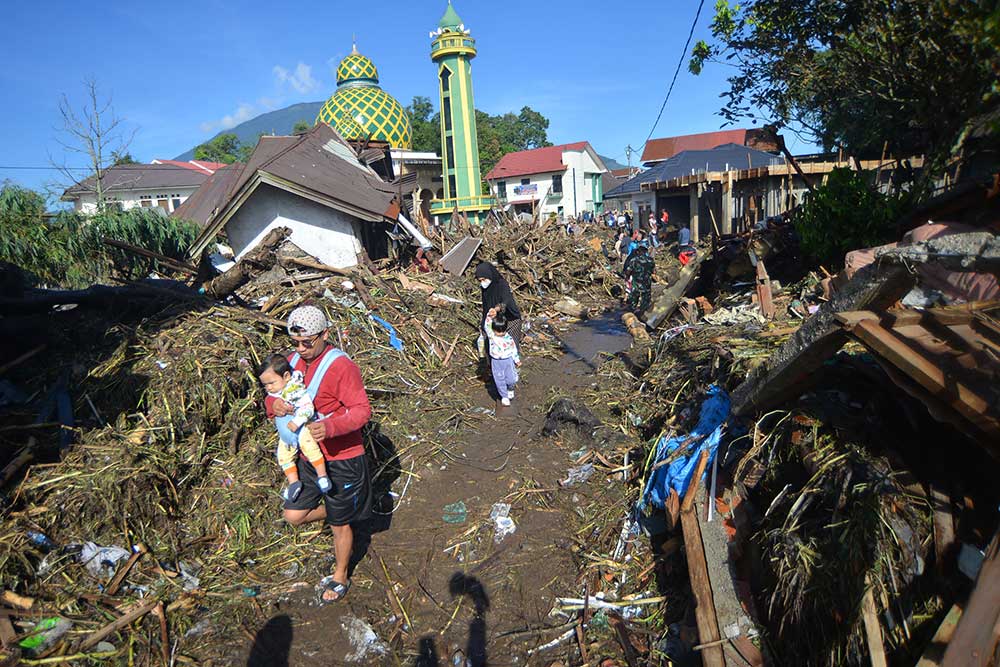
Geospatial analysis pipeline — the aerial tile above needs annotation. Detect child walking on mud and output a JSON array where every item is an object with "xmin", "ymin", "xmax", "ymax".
[
  {"xmin": 258, "ymin": 354, "xmax": 331, "ymax": 501},
  {"xmin": 484, "ymin": 307, "xmax": 521, "ymax": 406}
]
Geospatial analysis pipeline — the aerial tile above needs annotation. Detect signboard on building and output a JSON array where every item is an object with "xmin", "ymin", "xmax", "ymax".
[{"xmin": 513, "ymin": 183, "xmax": 537, "ymax": 196}]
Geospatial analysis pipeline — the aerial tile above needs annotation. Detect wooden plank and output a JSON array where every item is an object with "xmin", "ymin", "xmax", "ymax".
[
  {"xmin": 916, "ymin": 604, "xmax": 962, "ymax": 666},
  {"xmin": 942, "ymin": 530, "xmax": 1000, "ymax": 666},
  {"xmin": 930, "ymin": 485, "xmax": 956, "ymax": 573},
  {"xmin": 755, "ymin": 260, "xmax": 774, "ymax": 320},
  {"xmin": 680, "ymin": 456, "xmax": 725, "ymax": 667},
  {"xmin": 850, "ymin": 319, "xmax": 995, "ymax": 434},
  {"xmin": 861, "ymin": 582, "xmax": 888, "ymax": 667}
]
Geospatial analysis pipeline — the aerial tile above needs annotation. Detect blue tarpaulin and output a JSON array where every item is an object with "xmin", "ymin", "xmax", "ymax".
[
  {"xmin": 639, "ymin": 385, "xmax": 730, "ymax": 511},
  {"xmin": 369, "ymin": 314, "xmax": 404, "ymax": 351}
]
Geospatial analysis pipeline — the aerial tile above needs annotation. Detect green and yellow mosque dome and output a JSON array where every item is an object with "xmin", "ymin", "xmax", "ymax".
[{"xmin": 316, "ymin": 45, "xmax": 412, "ymax": 149}]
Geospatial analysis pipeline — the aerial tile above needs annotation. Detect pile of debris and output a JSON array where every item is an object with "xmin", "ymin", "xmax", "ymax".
[{"xmin": 0, "ymin": 215, "xmax": 624, "ymax": 663}]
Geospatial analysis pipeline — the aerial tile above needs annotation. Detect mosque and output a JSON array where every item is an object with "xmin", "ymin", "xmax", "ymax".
[{"xmin": 313, "ymin": 1, "xmax": 493, "ymax": 224}]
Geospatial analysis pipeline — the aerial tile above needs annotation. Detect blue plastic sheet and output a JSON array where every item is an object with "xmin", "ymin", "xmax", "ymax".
[
  {"xmin": 639, "ymin": 385, "xmax": 730, "ymax": 511},
  {"xmin": 369, "ymin": 314, "xmax": 404, "ymax": 351}
]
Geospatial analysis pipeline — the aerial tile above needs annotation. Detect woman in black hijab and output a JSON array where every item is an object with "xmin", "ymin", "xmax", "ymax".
[{"xmin": 474, "ymin": 262, "xmax": 523, "ymax": 344}]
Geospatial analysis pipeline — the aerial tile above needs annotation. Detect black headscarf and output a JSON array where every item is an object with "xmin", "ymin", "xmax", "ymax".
[{"xmin": 474, "ymin": 262, "xmax": 521, "ymax": 326}]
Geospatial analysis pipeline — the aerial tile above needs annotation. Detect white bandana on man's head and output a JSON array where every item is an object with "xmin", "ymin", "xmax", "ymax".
[{"xmin": 286, "ymin": 305, "xmax": 329, "ymax": 336}]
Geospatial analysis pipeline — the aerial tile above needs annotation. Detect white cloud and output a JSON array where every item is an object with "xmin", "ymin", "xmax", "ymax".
[
  {"xmin": 199, "ymin": 103, "xmax": 256, "ymax": 133},
  {"xmin": 273, "ymin": 62, "xmax": 320, "ymax": 94}
]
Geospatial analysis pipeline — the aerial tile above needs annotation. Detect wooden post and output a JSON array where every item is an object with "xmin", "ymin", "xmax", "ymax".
[
  {"xmin": 941, "ymin": 529, "xmax": 1000, "ymax": 666},
  {"xmin": 680, "ymin": 450, "xmax": 725, "ymax": 667},
  {"xmin": 721, "ymin": 172, "xmax": 734, "ymax": 235},
  {"xmin": 689, "ymin": 184, "xmax": 700, "ymax": 243},
  {"xmin": 861, "ymin": 580, "xmax": 889, "ymax": 667}
]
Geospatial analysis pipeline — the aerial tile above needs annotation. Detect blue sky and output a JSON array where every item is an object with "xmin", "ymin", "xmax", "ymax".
[{"xmin": 0, "ymin": 0, "xmax": 814, "ymax": 195}]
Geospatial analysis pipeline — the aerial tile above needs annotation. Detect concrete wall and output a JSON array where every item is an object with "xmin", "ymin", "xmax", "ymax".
[{"xmin": 225, "ymin": 184, "xmax": 363, "ymax": 269}]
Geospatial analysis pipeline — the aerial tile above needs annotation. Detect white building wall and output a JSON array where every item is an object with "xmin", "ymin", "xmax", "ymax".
[
  {"xmin": 489, "ymin": 147, "xmax": 607, "ymax": 218},
  {"xmin": 225, "ymin": 184, "xmax": 363, "ymax": 269},
  {"xmin": 74, "ymin": 186, "xmax": 199, "ymax": 215}
]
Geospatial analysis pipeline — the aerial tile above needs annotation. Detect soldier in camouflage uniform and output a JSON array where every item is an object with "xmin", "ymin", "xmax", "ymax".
[{"xmin": 626, "ymin": 245, "xmax": 656, "ymax": 314}]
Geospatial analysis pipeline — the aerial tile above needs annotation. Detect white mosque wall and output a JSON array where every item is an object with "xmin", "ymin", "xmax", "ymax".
[{"xmin": 226, "ymin": 184, "xmax": 363, "ymax": 269}]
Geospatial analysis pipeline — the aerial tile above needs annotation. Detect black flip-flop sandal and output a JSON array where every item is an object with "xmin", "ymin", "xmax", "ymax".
[{"xmin": 318, "ymin": 576, "xmax": 351, "ymax": 604}]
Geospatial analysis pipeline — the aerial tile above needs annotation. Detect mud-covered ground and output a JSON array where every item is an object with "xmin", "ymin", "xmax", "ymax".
[{"xmin": 217, "ymin": 314, "xmax": 635, "ymax": 666}]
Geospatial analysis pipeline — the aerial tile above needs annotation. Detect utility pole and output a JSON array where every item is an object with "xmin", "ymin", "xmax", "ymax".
[{"xmin": 625, "ymin": 144, "xmax": 635, "ymax": 176}]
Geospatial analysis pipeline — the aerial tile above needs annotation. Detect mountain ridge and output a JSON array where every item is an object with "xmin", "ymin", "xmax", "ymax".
[{"xmin": 174, "ymin": 101, "xmax": 323, "ymax": 160}]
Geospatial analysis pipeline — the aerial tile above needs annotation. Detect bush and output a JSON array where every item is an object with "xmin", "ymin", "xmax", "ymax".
[
  {"xmin": 793, "ymin": 168, "xmax": 910, "ymax": 268},
  {"xmin": 0, "ymin": 183, "xmax": 200, "ymax": 288}
]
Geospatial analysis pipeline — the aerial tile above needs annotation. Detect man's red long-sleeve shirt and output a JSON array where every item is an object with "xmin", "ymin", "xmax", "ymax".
[{"xmin": 264, "ymin": 346, "xmax": 371, "ymax": 461}]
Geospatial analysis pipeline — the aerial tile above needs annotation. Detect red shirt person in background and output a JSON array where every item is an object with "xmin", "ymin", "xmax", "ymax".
[{"xmin": 265, "ymin": 305, "xmax": 372, "ymax": 603}]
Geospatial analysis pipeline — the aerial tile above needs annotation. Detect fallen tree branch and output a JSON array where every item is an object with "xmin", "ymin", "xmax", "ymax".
[{"xmin": 199, "ymin": 226, "xmax": 291, "ymax": 299}]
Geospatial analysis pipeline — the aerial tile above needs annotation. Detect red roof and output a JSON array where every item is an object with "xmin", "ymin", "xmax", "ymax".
[
  {"xmin": 152, "ymin": 159, "xmax": 228, "ymax": 174},
  {"xmin": 640, "ymin": 130, "xmax": 750, "ymax": 163},
  {"xmin": 485, "ymin": 142, "xmax": 590, "ymax": 181}
]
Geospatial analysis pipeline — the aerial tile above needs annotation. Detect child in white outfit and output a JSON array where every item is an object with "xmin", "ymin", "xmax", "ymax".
[
  {"xmin": 484, "ymin": 307, "xmax": 521, "ymax": 406},
  {"xmin": 258, "ymin": 354, "xmax": 331, "ymax": 501}
]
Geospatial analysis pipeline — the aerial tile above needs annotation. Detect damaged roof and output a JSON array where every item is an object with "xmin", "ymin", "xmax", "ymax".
[
  {"xmin": 186, "ymin": 123, "xmax": 398, "ymax": 259},
  {"xmin": 170, "ymin": 164, "xmax": 242, "ymax": 227}
]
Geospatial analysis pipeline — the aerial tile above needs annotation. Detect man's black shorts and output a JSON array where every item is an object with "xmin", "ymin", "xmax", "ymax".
[{"xmin": 284, "ymin": 454, "xmax": 372, "ymax": 526}]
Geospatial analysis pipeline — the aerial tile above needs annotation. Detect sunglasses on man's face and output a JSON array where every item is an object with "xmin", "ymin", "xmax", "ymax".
[{"xmin": 290, "ymin": 334, "xmax": 321, "ymax": 349}]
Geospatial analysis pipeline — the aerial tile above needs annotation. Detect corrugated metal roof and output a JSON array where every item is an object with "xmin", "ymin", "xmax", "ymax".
[
  {"xmin": 485, "ymin": 142, "xmax": 590, "ymax": 181},
  {"xmin": 605, "ymin": 143, "xmax": 782, "ymax": 199}
]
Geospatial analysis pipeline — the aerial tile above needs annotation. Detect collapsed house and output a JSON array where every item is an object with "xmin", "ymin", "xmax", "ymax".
[{"xmin": 184, "ymin": 123, "xmax": 429, "ymax": 270}]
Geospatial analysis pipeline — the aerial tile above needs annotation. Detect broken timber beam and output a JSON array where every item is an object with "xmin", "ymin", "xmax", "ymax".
[
  {"xmin": 731, "ymin": 263, "xmax": 915, "ymax": 416},
  {"xmin": 942, "ymin": 530, "xmax": 1000, "ymax": 666},
  {"xmin": 645, "ymin": 250, "xmax": 706, "ymax": 329},
  {"xmin": 199, "ymin": 226, "xmax": 291, "ymax": 299}
]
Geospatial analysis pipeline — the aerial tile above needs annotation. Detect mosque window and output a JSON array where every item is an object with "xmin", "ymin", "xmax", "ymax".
[
  {"xmin": 440, "ymin": 66, "xmax": 451, "ymax": 92},
  {"xmin": 442, "ymin": 97, "xmax": 452, "ymax": 132},
  {"xmin": 446, "ymin": 137, "xmax": 455, "ymax": 168},
  {"xmin": 449, "ymin": 174, "xmax": 457, "ymax": 195},
  {"xmin": 552, "ymin": 174, "xmax": 563, "ymax": 194}
]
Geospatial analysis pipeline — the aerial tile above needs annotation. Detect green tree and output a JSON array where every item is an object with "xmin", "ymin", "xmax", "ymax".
[
  {"xmin": 292, "ymin": 120, "xmax": 311, "ymax": 135},
  {"xmin": 690, "ymin": 0, "xmax": 1000, "ymax": 190},
  {"xmin": 406, "ymin": 96, "xmax": 441, "ymax": 153},
  {"xmin": 194, "ymin": 133, "xmax": 243, "ymax": 164},
  {"xmin": 111, "ymin": 151, "xmax": 139, "ymax": 166},
  {"xmin": 0, "ymin": 186, "xmax": 199, "ymax": 288}
]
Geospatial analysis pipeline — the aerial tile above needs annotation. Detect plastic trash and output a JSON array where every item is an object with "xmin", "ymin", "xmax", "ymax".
[
  {"xmin": 26, "ymin": 531, "xmax": 56, "ymax": 552},
  {"xmin": 18, "ymin": 617, "xmax": 72, "ymax": 655},
  {"xmin": 442, "ymin": 501, "xmax": 467, "ymax": 524},
  {"xmin": 341, "ymin": 615, "xmax": 388, "ymax": 662},
  {"xmin": 77, "ymin": 542, "xmax": 130, "ymax": 579},
  {"xmin": 490, "ymin": 503, "xmax": 516, "ymax": 543},
  {"xmin": 369, "ymin": 314, "xmax": 404, "ymax": 352},
  {"xmin": 560, "ymin": 463, "xmax": 595, "ymax": 487}
]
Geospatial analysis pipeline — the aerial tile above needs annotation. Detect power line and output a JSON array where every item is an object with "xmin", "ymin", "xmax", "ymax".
[
  {"xmin": 0, "ymin": 164, "xmax": 225, "ymax": 172},
  {"xmin": 643, "ymin": 0, "xmax": 706, "ymax": 145}
]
